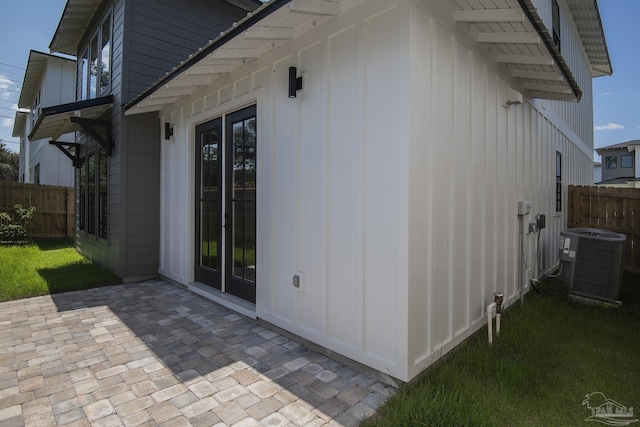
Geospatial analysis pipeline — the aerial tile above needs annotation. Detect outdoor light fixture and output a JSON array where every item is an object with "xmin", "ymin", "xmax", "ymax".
[
  {"xmin": 288, "ymin": 67, "xmax": 303, "ymax": 98},
  {"xmin": 164, "ymin": 122, "xmax": 174, "ymax": 140}
]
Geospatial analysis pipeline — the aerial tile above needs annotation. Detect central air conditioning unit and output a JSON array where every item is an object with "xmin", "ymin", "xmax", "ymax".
[{"xmin": 559, "ymin": 228, "xmax": 627, "ymax": 303}]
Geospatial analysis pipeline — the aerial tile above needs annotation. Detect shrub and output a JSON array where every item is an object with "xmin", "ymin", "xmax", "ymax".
[{"xmin": 0, "ymin": 204, "xmax": 37, "ymax": 244}]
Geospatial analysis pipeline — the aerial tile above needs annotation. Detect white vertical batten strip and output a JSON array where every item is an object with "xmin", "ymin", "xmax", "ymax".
[
  {"xmin": 356, "ymin": 14, "xmax": 365, "ymax": 354},
  {"xmin": 447, "ymin": 32, "xmax": 455, "ymax": 344}
]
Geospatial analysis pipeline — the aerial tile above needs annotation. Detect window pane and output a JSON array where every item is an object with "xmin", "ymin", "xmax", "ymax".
[
  {"xmin": 81, "ymin": 50, "xmax": 89, "ymax": 101},
  {"xmin": 621, "ymin": 155, "xmax": 633, "ymax": 168},
  {"xmin": 100, "ymin": 18, "xmax": 111, "ymax": 94},
  {"xmin": 88, "ymin": 153, "xmax": 96, "ymax": 234},
  {"xmin": 90, "ymin": 36, "xmax": 98, "ymax": 98},
  {"xmin": 552, "ymin": 0, "xmax": 561, "ymax": 51},
  {"xmin": 605, "ymin": 156, "xmax": 617, "ymax": 169},
  {"xmin": 98, "ymin": 149, "xmax": 108, "ymax": 238}
]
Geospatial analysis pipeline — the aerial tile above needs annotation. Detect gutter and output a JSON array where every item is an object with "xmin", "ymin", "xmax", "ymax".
[
  {"xmin": 517, "ymin": 0, "xmax": 583, "ymax": 102},
  {"xmin": 124, "ymin": 0, "xmax": 291, "ymax": 111}
]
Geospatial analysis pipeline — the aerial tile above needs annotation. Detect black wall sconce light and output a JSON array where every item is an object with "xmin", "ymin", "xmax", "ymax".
[
  {"xmin": 288, "ymin": 67, "xmax": 303, "ymax": 98},
  {"xmin": 164, "ymin": 122, "xmax": 174, "ymax": 140}
]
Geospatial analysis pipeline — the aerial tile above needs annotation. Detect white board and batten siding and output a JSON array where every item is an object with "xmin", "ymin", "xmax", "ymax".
[
  {"xmin": 158, "ymin": 0, "xmax": 595, "ymax": 381},
  {"xmin": 31, "ymin": 56, "xmax": 76, "ymax": 187}
]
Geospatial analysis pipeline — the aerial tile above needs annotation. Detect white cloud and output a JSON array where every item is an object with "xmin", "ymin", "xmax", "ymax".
[
  {"xmin": 601, "ymin": 92, "xmax": 615, "ymax": 96},
  {"xmin": 594, "ymin": 123, "xmax": 624, "ymax": 131},
  {"xmin": 0, "ymin": 75, "xmax": 15, "ymax": 90},
  {"xmin": 2, "ymin": 117, "xmax": 14, "ymax": 127}
]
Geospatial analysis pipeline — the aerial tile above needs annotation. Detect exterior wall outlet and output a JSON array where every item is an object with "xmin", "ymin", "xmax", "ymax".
[
  {"xmin": 528, "ymin": 221, "xmax": 537, "ymax": 234},
  {"xmin": 518, "ymin": 200, "xmax": 531, "ymax": 216},
  {"xmin": 293, "ymin": 272, "xmax": 304, "ymax": 292}
]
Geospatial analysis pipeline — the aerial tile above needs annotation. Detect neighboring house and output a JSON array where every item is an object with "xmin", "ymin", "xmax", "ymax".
[
  {"xmin": 123, "ymin": 0, "xmax": 611, "ymax": 381},
  {"xmin": 12, "ymin": 51, "xmax": 75, "ymax": 186},
  {"xmin": 29, "ymin": 0, "xmax": 260, "ymax": 280},
  {"xmin": 594, "ymin": 161, "xmax": 602, "ymax": 184},
  {"xmin": 595, "ymin": 140, "xmax": 640, "ymax": 187}
]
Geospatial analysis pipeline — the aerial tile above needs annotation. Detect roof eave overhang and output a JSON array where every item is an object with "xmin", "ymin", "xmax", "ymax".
[
  {"xmin": 49, "ymin": 0, "xmax": 102, "ymax": 56},
  {"xmin": 11, "ymin": 111, "xmax": 28, "ymax": 138},
  {"xmin": 49, "ymin": 0, "xmax": 266, "ymax": 56},
  {"xmin": 567, "ymin": 0, "xmax": 612, "ymax": 77},
  {"xmin": 125, "ymin": 0, "xmax": 293, "ymax": 114},
  {"xmin": 28, "ymin": 95, "xmax": 113, "ymax": 141},
  {"xmin": 126, "ymin": 0, "xmax": 611, "ymax": 113},
  {"xmin": 517, "ymin": 0, "xmax": 582, "ymax": 101}
]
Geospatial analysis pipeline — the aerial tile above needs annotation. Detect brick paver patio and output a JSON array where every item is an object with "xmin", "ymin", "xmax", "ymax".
[{"xmin": 0, "ymin": 280, "xmax": 395, "ymax": 426}]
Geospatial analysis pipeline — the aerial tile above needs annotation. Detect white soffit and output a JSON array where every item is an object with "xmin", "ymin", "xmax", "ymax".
[
  {"xmin": 451, "ymin": 0, "xmax": 582, "ymax": 102},
  {"xmin": 49, "ymin": 0, "xmax": 103, "ymax": 56},
  {"xmin": 567, "ymin": 0, "xmax": 612, "ymax": 77}
]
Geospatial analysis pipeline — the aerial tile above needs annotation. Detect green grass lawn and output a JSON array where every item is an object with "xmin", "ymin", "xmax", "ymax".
[
  {"xmin": 362, "ymin": 273, "xmax": 640, "ymax": 426},
  {"xmin": 0, "ymin": 238, "xmax": 121, "ymax": 302}
]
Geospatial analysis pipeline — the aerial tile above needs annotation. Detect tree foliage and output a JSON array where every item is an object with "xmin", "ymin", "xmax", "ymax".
[{"xmin": 0, "ymin": 142, "xmax": 19, "ymax": 182}]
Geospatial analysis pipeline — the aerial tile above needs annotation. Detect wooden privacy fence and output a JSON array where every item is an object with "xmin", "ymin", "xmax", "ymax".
[
  {"xmin": 567, "ymin": 185, "xmax": 640, "ymax": 273},
  {"xmin": 0, "ymin": 182, "xmax": 74, "ymax": 238}
]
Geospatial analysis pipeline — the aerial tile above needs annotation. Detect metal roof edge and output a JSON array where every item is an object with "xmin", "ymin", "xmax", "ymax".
[
  {"xmin": 124, "ymin": 0, "xmax": 291, "ymax": 112},
  {"xmin": 595, "ymin": 140, "xmax": 640, "ymax": 152},
  {"xmin": 28, "ymin": 95, "xmax": 113, "ymax": 141},
  {"xmin": 517, "ymin": 0, "xmax": 582, "ymax": 101}
]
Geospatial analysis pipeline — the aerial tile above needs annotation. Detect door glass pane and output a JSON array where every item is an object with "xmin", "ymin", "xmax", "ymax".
[
  {"xmin": 231, "ymin": 116, "xmax": 256, "ymax": 283},
  {"xmin": 200, "ymin": 130, "xmax": 219, "ymax": 270}
]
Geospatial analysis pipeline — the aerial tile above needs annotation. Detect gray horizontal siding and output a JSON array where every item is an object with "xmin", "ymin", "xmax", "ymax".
[
  {"xmin": 123, "ymin": 0, "xmax": 249, "ymax": 102},
  {"xmin": 121, "ymin": 112, "xmax": 160, "ymax": 279},
  {"xmin": 71, "ymin": 0, "xmax": 248, "ymax": 279}
]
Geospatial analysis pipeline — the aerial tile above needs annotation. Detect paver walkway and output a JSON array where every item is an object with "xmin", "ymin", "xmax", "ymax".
[{"xmin": 0, "ymin": 280, "xmax": 395, "ymax": 426}]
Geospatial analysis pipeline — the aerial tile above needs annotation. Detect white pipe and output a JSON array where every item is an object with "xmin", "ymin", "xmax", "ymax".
[
  {"xmin": 487, "ymin": 302, "xmax": 496, "ymax": 345},
  {"xmin": 496, "ymin": 313, "xmax": 501, "ymax": 336},
  {"xmin": 519, "ymin": 216, "xmax": 524, "ymax": 304}
]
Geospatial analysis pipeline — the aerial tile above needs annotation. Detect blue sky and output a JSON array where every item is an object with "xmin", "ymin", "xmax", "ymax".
[{"xmin": 0, "ymin": 0, "xmax": 637, "ymax": 155}]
